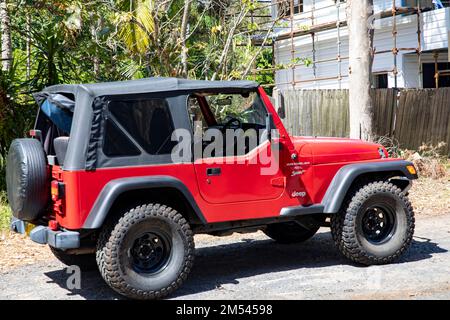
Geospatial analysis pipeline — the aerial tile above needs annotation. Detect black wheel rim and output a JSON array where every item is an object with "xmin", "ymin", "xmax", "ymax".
[
  {"xmin": 361, "ymin": 205, "xmax": 396, "ymax": 244},
  {"xmin": 129, "ymin": 231, "xmax": 171, "ymax": 275}
]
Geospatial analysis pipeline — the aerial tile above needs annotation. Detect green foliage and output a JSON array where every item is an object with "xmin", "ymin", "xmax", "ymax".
[
  {"xmin": 0, "ymin": 156, "xmax": 6, "ymax": 197},
  {"xmin": 208, "ymin": 93, "xmax": 255, "ymax": 123},
  {"xmin": 251, "ymin": 49, "xmax": 275, "ymax": 95},
  {"xmin": 114, "ymin": 1, "xmax": 156, "ymax": 56},
  {"xmin": 290, "ymin": 57, "xmax": 313, "ymax": 67},
  {"xmin": 0, "ymin": 191, "xmax": 11, "ymax": 231},
  {"xmin": 0, "ymin": 0, "xmax": 304, "ymax": 193}
]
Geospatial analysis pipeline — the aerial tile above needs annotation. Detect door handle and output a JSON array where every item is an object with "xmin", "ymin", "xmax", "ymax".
[{"xmin": 207, "ymin": 168, "xmax": 221, "ymax": 176}]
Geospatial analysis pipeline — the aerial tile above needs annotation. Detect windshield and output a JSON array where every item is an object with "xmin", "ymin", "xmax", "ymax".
[
  {"xmin": 188, "ymin": 91, "xmax": 270, "ymax": 135},
  {"xmin": 206, "ymin": 92, "xmax": 267, "ymax": 126}
]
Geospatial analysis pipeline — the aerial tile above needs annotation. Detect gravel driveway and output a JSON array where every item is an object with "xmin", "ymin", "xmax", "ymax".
[{"xmin": 1, "ymin": 214, "xmax": 449, "ymax": 300}]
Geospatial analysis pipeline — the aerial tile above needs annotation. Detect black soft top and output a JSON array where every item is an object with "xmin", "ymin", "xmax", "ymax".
[
  {"xmin": 42, "ymin": 77, "xmax": 259, "ymax": 97},
  {"xmin": 36, "ymin": 77, "xmax": 261, "ymax": 171}
]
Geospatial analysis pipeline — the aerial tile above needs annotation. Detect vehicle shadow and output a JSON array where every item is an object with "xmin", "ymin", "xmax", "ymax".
[
  {"xmin": 44, "ymin": 231, "xmax": 447, "ymax": 300},
  {"xmin": 44, "ymin": 268, "xmax": 122, "ymax": 300}
]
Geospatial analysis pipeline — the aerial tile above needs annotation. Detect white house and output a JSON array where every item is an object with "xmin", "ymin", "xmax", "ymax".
[{"xmin": 272, "ymin": 0, "xmax": 450, "ymax": 89}]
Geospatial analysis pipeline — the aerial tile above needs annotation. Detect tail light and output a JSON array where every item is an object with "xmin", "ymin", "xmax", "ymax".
[
  {"xmin": 51, "ymin": 180, "xmax": 65, "ymax": 201},
  {"xmin": 406, "ymin": 165, "xmax": 417, "ymax": 175},
  {"xmin": 29, "ymin": 129, "xmax": 43, "ymax": 142},
  {"xmin": 48, "ymin": 220, "xmax": 59, "ymax": 231}
]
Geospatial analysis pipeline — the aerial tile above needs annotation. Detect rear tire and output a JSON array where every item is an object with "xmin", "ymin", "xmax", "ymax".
[
  {"xmin": 50, "ymin": 247, "xmax": 97, "ymax": 271},
  {"xmin": 331, "ymin": 181, "xmax": 415, "ymax": 265},
  {"xmin": 264, "ymin": 221, "xmax": 321, "ymax": 244},
  {"xmin": 96, "ymin": 203, "xmax": 194, "ymax": 300}
]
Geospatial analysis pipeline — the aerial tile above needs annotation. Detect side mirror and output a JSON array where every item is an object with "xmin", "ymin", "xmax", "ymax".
[{"xmin": 266, "ymin": 113, "xmax": 273, "ymax": 142}]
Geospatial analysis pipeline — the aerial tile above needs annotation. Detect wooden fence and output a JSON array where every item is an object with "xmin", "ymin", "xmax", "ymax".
[{"xmin": 274, "ymin": 88, "xmax": 450, "ymax": 155}]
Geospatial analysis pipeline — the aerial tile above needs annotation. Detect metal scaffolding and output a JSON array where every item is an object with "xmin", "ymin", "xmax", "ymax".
[
  {"xmin": 252, "ymin": 0, "xmax": 443, "ymax": 89},
  {"xmin": 433, "ymin": 50, "xmax": 450, "ymax": 88}
]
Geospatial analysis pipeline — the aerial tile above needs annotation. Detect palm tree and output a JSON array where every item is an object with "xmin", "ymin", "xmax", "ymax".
[
  {"xmin": 0, "ymin": 0, "xmax": 12, "ymax": 71},
  {"xmin": 116, "ymin": 0, "xmax": 156, "ymax": 56}
]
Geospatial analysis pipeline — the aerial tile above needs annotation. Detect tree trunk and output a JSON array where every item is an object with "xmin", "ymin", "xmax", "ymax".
[
  {"xmin": 26, "ymin": 14, "xmax": 31, "ymax": 79},
  {"xmin": 180, "ymin": 0, "xmax": 191, "ymax": 78},
  {"xmin": 93, "ymin": 55, "xmax": 100, "ymax": 80},
  {"xmin": 211, "ymin": 7, "xmax": 248, "ymax": 81},
  {"xmin": 347, "ymin": 0, "xmax": 375, "ymax": 141},
  {"xmin": 90, "ymin": 19, "xmax": 100, "ymax": 80},
  {"xmin": 0, "ymin": 0, "xmax": 12, "ymax": 72}
]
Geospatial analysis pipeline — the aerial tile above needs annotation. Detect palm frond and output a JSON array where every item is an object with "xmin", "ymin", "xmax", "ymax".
[{"xmin": 117, "ymin": 1, "xmax": 155, "ymax": 56}]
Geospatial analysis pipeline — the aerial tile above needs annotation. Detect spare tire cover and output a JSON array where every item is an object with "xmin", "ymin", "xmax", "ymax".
[{"xmin": 6, "ymin": 138, "xmax": 50, "ymax": 221}]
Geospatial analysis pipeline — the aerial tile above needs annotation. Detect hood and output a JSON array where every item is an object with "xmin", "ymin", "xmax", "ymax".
[{"xmin": 293, "ymin": 137, "xmax": 386, "ymax": 165}]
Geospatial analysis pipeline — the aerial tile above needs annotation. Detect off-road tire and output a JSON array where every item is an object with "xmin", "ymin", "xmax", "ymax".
[
  {"xmin": 264, "ymin": 221, "xmax": 321, "ymax": 244},
  {"xmin": 331, "ymin": 181, "xmax": 415, "ymax": 265},
  {"xmin": 50, "ymin": 247, "xmax": 97, "ymax": 271},
  {"xmin": 96, "ymin": 203, "xmax": 194, "ymax": 300}
]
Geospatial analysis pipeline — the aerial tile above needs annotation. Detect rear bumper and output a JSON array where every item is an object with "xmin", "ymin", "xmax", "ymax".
[
  {"xmin": 11, "ymin": 218, "xmax": 80, "ymax": 250},
  {"xmin": 10, "ymin": 218, "xmax": 26, "ymax": 234},
  {"xmin": 30, "ymin": 226, "xmax": 80, "ymax": 250}
]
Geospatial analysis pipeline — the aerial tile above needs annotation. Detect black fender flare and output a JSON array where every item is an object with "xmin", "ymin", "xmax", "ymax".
[
  {"xmin": 322, "ymin": 160, "xmax": 417, "ymax": 214},
  {"xmin": 82, "ymin": 176, "xmax": 206, "ymax": 229}
]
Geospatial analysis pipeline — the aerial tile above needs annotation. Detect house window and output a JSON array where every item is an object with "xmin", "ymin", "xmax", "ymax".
[
  {"xmin": 374, "ymin": 74, "xmax": 389, "ymax": 88},
  {"xmin": 277, "ymin": 0, "xmax": 304, "ymax": 17},
  {"xmin": 423, "ymin": 62, "xmax": 450, "ymax": 88},
  {"xmin": 291, "ymin": 0, "xmax": 304, "ymax": 14},
  {"xmin": 401, "ymin": 0, "xmax": 448, "ymax": 8},
  {"xmin": 430, "ymin": 0, "xmax": 450, "ymax": 8}
]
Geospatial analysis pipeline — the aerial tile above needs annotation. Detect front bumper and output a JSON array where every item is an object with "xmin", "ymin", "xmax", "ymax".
[{"xmin": 11, "ymin": 218, "xmax": 80, "ymax": 250}]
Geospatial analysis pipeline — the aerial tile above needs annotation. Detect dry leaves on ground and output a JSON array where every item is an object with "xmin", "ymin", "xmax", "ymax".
[
  {"xmin": 409, "ymin": 176, "xmax": 450, "ymax": 217},
  {"xmin": 0, "ymin": 232, "xmax": 53, "ymax": 274}
]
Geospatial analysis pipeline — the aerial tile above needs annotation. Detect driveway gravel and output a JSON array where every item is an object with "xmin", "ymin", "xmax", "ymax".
[{"xmin": 0, "ymin": 214, "xmax": 449, "ymax": 300}]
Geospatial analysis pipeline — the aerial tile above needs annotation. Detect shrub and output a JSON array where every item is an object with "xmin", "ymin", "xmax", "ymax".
[
  {"xmin": 0, "ymin": 191, "xmax": 11, "ymax": 231},
  {"xmin": 375, "ymin": 137, "xmax": 448, "ymax": 179},
  {"xmin": 402, "ymin": 143, "xmax": 448, "ymax": 179}
]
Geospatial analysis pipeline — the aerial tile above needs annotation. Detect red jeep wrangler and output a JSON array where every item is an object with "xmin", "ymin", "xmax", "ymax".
[{"xmin": 6, "ymin": 78, "xmax": 417, "ymax": 299}]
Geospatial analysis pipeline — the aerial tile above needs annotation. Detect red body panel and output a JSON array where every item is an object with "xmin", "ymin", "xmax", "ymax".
[
  {"xmin": 52, "ymin": 87, "xmax": 395, "ymax": 230},
  {"xmin": 193, "ymin": 141, "xmax": 285, "ymax": 204}
]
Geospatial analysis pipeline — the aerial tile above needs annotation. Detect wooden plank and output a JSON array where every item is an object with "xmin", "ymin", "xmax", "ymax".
[
  {"xmin": 277, "ymin": 88, "xmax": 449, "ymax": 154},
  {"xmin": 395, "ymin": 89, "xmax": 407, "ymax": 148}
]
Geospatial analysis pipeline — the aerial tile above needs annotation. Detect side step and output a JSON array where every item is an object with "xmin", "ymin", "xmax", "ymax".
[{"xmin": 280, "ymin": 204, "xmax": 324, "ymax": 217}]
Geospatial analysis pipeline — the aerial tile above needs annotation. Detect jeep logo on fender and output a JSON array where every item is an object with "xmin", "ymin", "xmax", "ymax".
[{"xmin": 291, "ymin": 191, "xmax": 307, "ymax": 198}]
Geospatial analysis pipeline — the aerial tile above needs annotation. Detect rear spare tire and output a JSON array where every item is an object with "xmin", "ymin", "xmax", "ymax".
[{"xmin": 6, "ymin": 138, "xmax": 50, "ymax": 221}]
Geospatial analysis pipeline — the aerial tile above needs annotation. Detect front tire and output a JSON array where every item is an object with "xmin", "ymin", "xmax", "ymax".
[
  {"xmin": 331, "ymin": 181, "xmax": 415, "ymax": 265},
  {"xmin": 96, "ymin": 203, "xmax": 194, "ymax": 300}
]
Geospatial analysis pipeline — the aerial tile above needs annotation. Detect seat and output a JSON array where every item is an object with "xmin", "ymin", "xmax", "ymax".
[{"xmin": 53, "ymin": 136, "xmax": 69, "ymax": 166}]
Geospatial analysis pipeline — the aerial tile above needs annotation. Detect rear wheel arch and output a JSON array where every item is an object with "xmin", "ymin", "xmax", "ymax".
[
  {"xmin": 107, "ymin": 187, "xmax": 204, "ymax": 226},
  {"xmin": 83, "ymin": 176, "xmax": 206, "ymax": 229}
]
